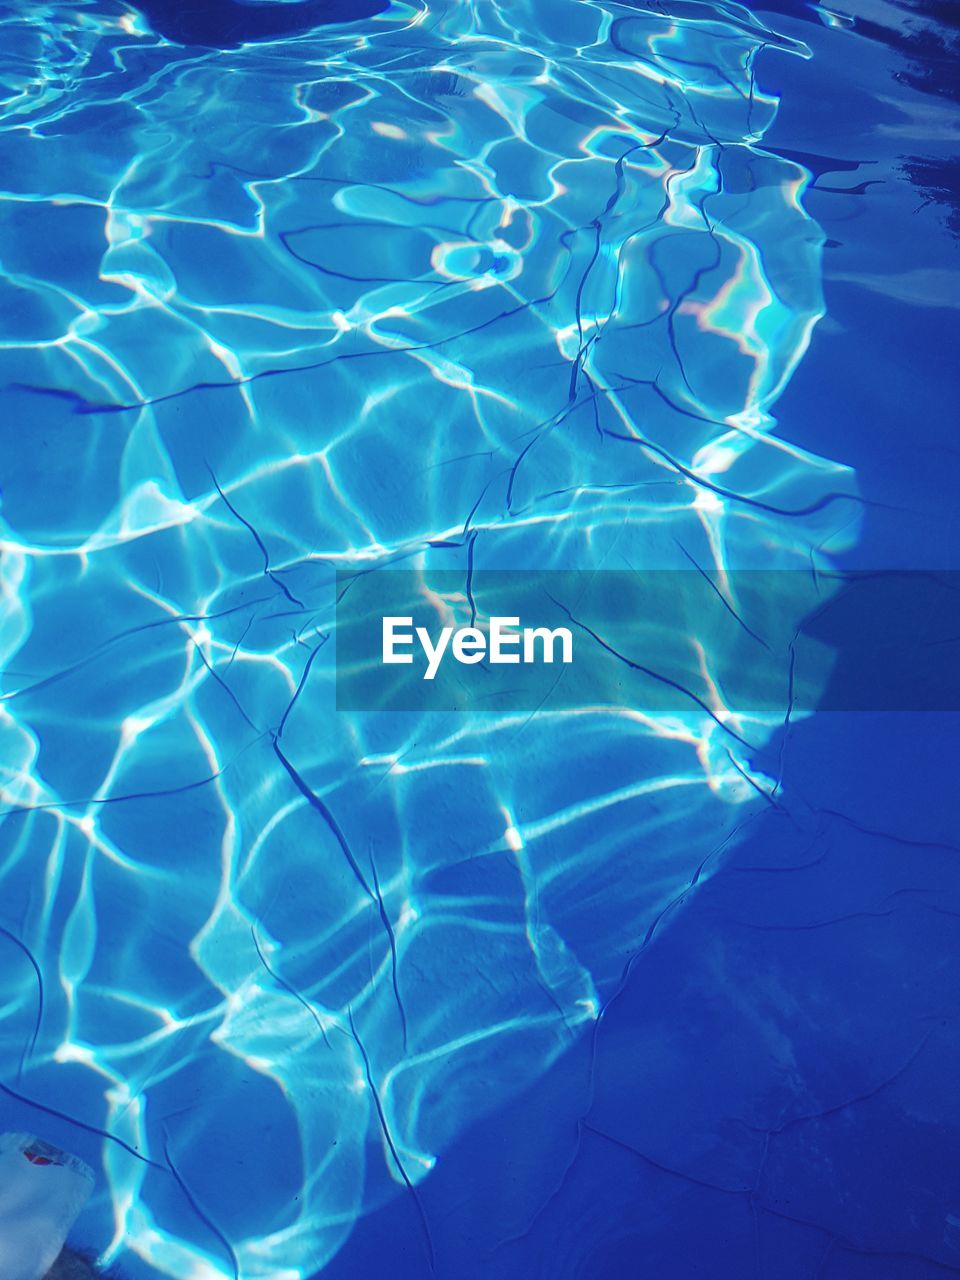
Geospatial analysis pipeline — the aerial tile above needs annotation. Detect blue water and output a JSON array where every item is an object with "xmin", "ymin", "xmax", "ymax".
[{"xmin": 0, "ymin": 0, "xmax": 958, "ymax": 1277}]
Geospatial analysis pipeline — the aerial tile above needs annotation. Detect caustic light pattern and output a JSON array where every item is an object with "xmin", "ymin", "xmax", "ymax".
[{"xmin": 0, "ymin": 0, "xmax": 860, "ymax": 1275}]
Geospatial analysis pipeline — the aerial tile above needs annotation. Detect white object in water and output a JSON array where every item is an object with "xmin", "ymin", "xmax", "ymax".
[{"xmin": 0, "ymin": 1132, "xmax": 94, "ymax": 1280}]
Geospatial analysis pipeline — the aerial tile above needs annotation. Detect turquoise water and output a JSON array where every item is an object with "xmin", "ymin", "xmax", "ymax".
[{"xmin": 0, "ymin": 0, "xmax": 957, "ymax": 1277}]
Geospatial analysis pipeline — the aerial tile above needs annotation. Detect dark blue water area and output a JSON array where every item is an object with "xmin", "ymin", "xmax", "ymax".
[
  {"xmin": 316, "ymin": 5, "xmax": 960, "ymax": 1280},
  {"xmin": 1, "ymin": 0, "xmax": 959, "ymax": 1277},
  {"xmin": 126, "ymin": 0, "xmax": 390, "ymax": 49}
]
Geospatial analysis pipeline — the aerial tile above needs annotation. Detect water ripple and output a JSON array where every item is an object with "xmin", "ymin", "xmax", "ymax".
[{"xmin": 0, "ymin": 0, "xmax": 859, "ymax": 1275}]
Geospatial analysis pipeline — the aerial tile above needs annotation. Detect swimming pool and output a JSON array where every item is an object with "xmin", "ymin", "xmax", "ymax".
[{"xmin": 1, "ymin": 0, "xmax": 958, "ymax": 1276}]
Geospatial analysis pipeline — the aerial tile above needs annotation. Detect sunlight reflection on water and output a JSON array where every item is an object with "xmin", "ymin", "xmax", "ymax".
[{"xmin": 0, "ymin": 0, "xmax": 860, "ymax": 1274}]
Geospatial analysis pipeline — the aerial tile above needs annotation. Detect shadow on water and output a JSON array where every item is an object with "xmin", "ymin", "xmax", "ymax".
[
  {"xmin": 856, "ymin": 0, "xmax": 960, "ymax": 234},
  {"xmin": 758, "ymin": 0, "xmax": 960, "ymax": 234},
  {"xmin": 124, "ymin": 0, "xmax": 390, "ymax": 48},
  {"xmin": 314, "ymin": 708, "xmax": 960, "ymax": 1280}
]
